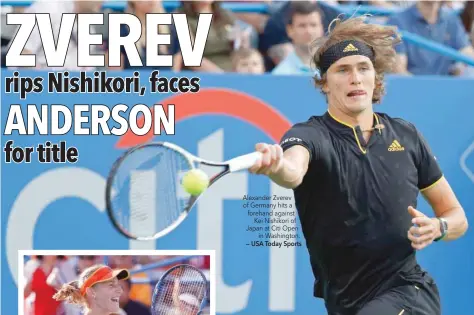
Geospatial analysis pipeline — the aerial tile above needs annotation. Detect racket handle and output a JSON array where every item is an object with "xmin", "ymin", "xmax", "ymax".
[{"xmin": 228, "ymin": 151, "xmax": 262, "ymax": 172}]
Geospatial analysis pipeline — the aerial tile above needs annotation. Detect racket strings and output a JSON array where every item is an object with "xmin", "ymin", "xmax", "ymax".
[
  {"xmin": 164, "ymin": 152, "xmax": 180, "ymax": 229},
  {"xmin": 110, "ymin": 145, "xmax": 193, "ymax": 239},
  {"xmin": 152, "ymin": 266, "xmax": 208, "ymax": 315}
]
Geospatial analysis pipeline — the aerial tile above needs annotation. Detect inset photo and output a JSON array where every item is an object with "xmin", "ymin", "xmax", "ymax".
[{"xmin": 19, "ymin": 250, "xmax": 215, "ymax": 315}]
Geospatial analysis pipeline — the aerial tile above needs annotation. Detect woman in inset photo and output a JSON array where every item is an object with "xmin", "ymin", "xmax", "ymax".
[{"xmin": 53, "ymin": 264, "xmax": 129, "ymax": 315}]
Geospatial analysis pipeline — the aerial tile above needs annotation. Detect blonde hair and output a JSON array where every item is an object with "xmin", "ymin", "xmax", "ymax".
[
  {"xmin": 53, "ymin": 264, "xmax": 105, "ymax": 306},
  {"xmin": 312, "ymin": 16, "xmax": 401, "ymax": 103}
]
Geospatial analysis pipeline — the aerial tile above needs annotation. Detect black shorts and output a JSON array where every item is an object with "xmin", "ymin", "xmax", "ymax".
[
  {"xmin": 327, "ymin": 269, "xmax": 441, "ymax": 315},
  {"xmin": 355, "ymin": 272, "xmax": 441, "ymax": 315}
]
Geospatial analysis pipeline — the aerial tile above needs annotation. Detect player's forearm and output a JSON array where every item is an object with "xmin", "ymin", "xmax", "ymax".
[
  {"xmin": 269, "ymin": 158, "xmax": 305, "ymax": 189},
  {"xmin": 435, "ymin": 207, "xmax": 468, "ymax": 241}
]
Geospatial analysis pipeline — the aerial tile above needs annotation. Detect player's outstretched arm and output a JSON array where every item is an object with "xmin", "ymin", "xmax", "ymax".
[{"xmin": 249, "ymin": 143, "xmax": 310, "ymax": 189}]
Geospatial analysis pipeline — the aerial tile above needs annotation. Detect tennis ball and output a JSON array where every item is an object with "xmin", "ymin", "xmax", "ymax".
[{"xmin": 182, "ymin": 169, "xmax": 209, "ymax": 196}]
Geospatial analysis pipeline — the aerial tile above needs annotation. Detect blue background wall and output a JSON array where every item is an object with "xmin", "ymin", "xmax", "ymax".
[{"xmin": 2, "ymin": 70, "xmax": 474, "ymax": 315}]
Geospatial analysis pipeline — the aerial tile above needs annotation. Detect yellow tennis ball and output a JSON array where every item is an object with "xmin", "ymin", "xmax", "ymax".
[{"xmin": 182, "ymin": 169, "xmax": 209, "ymax": 196}]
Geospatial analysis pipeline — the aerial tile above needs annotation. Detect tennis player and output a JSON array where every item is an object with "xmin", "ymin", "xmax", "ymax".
[
  {"xmin": 53, "ymin": 264, "xmax": 129, "ymax": 315},
  {"xmin": 249, "ymin": 16, "xmax": 469, "ymax": 315}
]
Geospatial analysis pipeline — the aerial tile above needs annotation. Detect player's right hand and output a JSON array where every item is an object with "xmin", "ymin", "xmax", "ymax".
[{"xmin": 249, "ymin": 143, "xmax": 284, "ymax": 175}]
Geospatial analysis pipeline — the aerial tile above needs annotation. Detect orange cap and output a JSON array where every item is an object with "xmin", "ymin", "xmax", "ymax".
[{"xmin": 80, "ymin": 266, "xmax": 129, "ymax": 296}]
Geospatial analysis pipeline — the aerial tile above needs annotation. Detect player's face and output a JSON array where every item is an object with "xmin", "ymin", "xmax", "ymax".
[
  {"xmin": 324, "ymin": 55, "xmax": 375, "ymax": 114},
  {"xmin": 91, "ymin": 278, "xmax": 123, "ymax": 313}
]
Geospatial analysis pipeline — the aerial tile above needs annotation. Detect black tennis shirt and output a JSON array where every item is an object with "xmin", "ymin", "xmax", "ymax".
[{"xmin": 280, "ymin": 111, "xmax": 443, "ymax": 313}]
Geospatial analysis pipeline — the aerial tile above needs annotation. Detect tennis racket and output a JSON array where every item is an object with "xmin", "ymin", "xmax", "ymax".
[
  {"xmin": 105, "ymin": 141, "xmax": 262, "ymax": 240},
  {"xmin": 151, "ymin": 264, "xmax": 209, "ymax": 315}
]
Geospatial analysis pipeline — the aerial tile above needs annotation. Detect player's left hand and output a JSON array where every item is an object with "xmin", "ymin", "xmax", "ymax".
[{"xmin": 407, "ymin": 206, "xmax": 441, "ymax": 250}]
